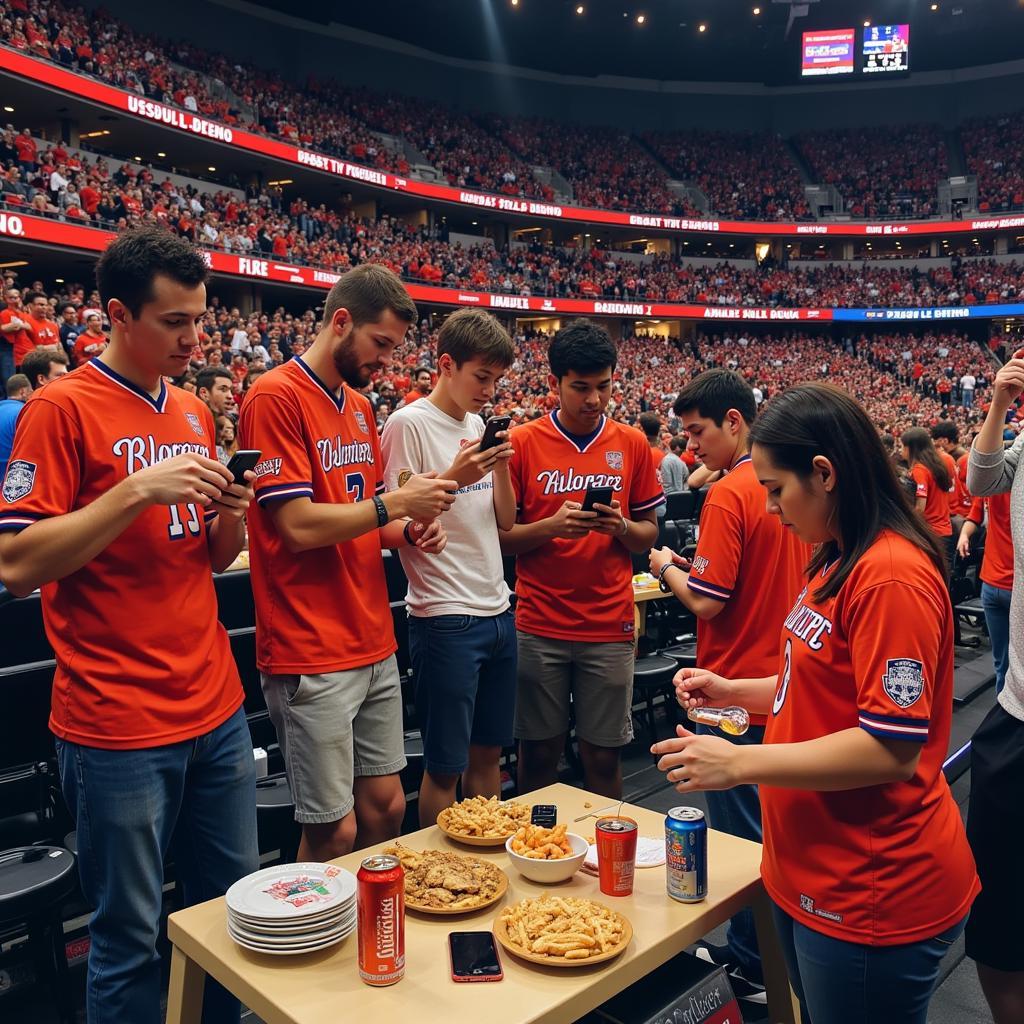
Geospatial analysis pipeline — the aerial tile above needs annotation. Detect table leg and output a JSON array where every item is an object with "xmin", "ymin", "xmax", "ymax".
[
  {"xmin": 166, "ymin": 945, "xmax": 205, "ymax": 1024},
  {"xmin": 752, "ymin": 889, "xmax": 800, "ymax": 1024}
]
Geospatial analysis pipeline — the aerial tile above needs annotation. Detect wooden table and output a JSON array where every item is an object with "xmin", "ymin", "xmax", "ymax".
[
  {"xmin": 633, "ymin": 585, "xmax": 669, "ymax": 637},
  {"xmin": 166, "ymin": 783, "xmax": 796, "ymax": 1024}
]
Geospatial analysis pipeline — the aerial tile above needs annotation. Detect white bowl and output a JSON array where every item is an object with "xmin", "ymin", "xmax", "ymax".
[{"xmin": 504, "ymin": 831, "xmax": 589, "ymax": 883}]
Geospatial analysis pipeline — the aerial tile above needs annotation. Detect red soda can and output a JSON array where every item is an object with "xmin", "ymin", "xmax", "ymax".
[
  {"xmin": 357, "ymin": 854, "xmax": 405, "ymax": 986},
  {"xmin": 595, "ymin": 816, "xmax": 638, "ymax": 897}
]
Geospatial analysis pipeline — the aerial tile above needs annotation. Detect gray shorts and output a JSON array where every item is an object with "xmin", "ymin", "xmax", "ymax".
[
  {"xmin": 514, "ymin": 631, "xmax": 635, "ymax": 748},
  {"xmin": 261, "ymin": 656, "xmax": 407, "ymax": 825}
]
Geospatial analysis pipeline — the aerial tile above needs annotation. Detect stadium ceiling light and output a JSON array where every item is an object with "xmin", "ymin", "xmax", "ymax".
[
  {"xmin": 511, "ymin": 0, "xmax": 518, "ymax": 6},
  {"xmin": 698, "ymin": 22, "xmax": 707, "ymax": 32},
  {"xmin": 930, "ymin": 3, "xmax": 938, "ymax": 9},
  {"xmin": 208, "ymin": 166, "xmax": 216, "ymax": 171},
  {"xmin": 2, "ymin": 105, "xmax": 13, "ymax": 112},
  {"xmin": 863, "ymin": 20, "xmax": 871, "ymax": 27},
  {"xmin": 637, "ymin": 13, "xmax": 646, "ymax": 24},
  {"xmin": 55, "ymin": 278, "xmax": 64, "ymax": 283},
  {"xmin": 157, "ymin": 151, "xmax": 166, "ymax": 157},
  {"xmin": 752, "ymin": 6, "xmax": 760, "ymax": 14},
  {"xmin": 133, "ymin": 155, "xmax": 141, "ymax": 161},
  {"xmin": 576, "ymin": 4, "xmax": 584, "ymax": 13}
]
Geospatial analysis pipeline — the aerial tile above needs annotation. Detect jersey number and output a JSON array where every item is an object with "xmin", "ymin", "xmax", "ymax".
[
  {"xmin": 345, "ymin": 472, "xmax": 365, "ymax": 503},
  {"xmin": 773, "ymin": 639, "xmax": 792, "ymax": 716},
  {"xmin": 167, "ymin": 503, "xmax": 201, "ymax": 540}
]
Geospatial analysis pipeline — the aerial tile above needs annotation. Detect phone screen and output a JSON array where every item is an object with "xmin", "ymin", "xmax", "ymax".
[
  {"xmin": 581, "ymin": 486, "xmax": 613, "ymax": 512},
  {"xmin": 480, "ymin": 416, "xmax": 512, "ymax": 453},
  {"xmin": 449, "ymin": 931, "xmax": 502, "ymax": 979}
]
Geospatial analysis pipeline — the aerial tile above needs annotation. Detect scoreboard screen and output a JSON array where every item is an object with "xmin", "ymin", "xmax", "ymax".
[
  {"xmin": 801, "ymin": 29, "xmax": 856, "ymax": 77},
  {"xmin": 862, "ymin": 24, "xmax": 910, "ymax": 74}
]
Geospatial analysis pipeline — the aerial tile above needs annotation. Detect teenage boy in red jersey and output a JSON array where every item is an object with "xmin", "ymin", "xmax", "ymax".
[
  {"xmin": 649, "ymin": 369, "xmax": 807, "ymax": 1004},
  {"xmin": 0, "ymin": 227, "xmax": 258, "ymax": 1024},
  {"xmin": 239, "ymin": 264, "xmax": 455, "ymax": 862},
  {"xmin": 502, "ymin": 320, "xmax": 663, "ymax": 798}
]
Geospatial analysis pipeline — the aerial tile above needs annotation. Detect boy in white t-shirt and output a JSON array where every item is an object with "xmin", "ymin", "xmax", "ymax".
[{"xmin": 381, "ymin": 309, "xmax": 517, "ymax": 826}]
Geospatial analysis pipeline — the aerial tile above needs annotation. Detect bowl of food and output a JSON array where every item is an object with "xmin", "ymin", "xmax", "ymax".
[{"xmin": 504, "ymin": 824, "xmax": 589, "ymax": 883}]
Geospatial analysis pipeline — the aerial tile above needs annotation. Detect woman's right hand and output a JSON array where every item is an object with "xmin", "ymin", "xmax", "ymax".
[
  {"xmin": 956, "ymin": 531, "xmax": 971, "ymax": 560},
  {"xmin": 673, "ymin": 666, "xmax": 735, "ymax": 710}
]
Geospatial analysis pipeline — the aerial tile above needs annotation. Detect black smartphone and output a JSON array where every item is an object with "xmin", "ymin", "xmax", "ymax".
[
  {"xmin": 531, "ymin": 804, "xmax": 557, "ymax": 828},
  {"xmin": 581, "ymin": 485, "xmax": 614, "ymax": 513},
  {"xmin": 225, "ymin": 449, "xmax": 262, "ymax": 485},
  {"xmin": 479, "ymin": 415, "xmax": 512, "ymax": 453},
  {"xmin": 449, "ymin": 931, "xmax": 503, "ymax": 982}
]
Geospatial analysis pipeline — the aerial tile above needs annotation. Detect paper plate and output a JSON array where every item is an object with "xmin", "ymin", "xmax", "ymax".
[{"xmin": 226, "ymin": 863, "xmax": 356, "ymax": 921}]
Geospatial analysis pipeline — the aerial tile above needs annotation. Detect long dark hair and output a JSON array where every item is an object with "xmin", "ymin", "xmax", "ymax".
[
  {"xmin": 900, "ymin": 426, "xmax": 952, "ymax": 492},
  {"xmin": 749, "ymin": 383, "xmax": 946, "ymax": 600}
]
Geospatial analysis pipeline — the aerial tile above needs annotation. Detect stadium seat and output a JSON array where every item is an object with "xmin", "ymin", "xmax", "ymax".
[
  {"xmin": 664, "ymin": 491, "xmax": 696, "ymax": 521},
  {"xmin": 632, "ymin": 654, "xmax": 680, "ymax": 748},
  {"xmin": 0, "ymin": 846, "xmax": 78, "ymax": 1024}
]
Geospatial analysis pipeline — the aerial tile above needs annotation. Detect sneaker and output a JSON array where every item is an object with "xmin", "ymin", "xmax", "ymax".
[{"xmin": 694, "ymin": 941, "xmax": 768, "ymax": 1012}]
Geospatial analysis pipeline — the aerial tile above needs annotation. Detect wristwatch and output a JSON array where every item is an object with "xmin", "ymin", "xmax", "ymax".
[{"xmin": 372, "ymin": 495, "xmax": 389, "ymax": 528}]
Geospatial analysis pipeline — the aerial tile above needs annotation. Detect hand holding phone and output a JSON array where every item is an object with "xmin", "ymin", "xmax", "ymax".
[
  {"xmin": 449, "ymin": 931, "xmax": 503, "ymax": 982},
  {"xmin": 479, "ymin": 415, "xmax": 512, "ymax": 454},
  {"xmin": 581, "ymin": 485, "xmax": 613, "ymax": 513}
]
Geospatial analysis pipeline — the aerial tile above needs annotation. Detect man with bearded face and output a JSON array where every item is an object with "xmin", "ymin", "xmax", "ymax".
[{"xmin": 238, "ymin": 264, "xmax": 458, "ymax": 860}]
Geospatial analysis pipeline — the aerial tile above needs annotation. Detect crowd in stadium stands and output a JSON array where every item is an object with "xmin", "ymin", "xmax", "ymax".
[
  {"xmin": 962, "ymin": 111, "xmax": 1024, "ymax": 213},
  {"xmin": 4, "ymin": 0, "xmax": 1024, "ymax": 224},
  {"xmin": 641, "ymin": 130, "xmax": 811, "ymax": 221},
  {"xmin": 4, "ymin": 128, "xmax": 1024, "ymax": 311},
  {"xmin": 794, "ymin": 124, "xmax": 948, "ymax": 219},
  {"xmin": 485, "ymin": 114, "xmax": 686, "ymax": 213},
  {"xmin": 6, "ymin": 267, "xmax": 1000, "ymax": 447}
]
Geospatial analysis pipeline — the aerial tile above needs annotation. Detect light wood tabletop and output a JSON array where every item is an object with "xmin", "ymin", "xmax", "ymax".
[{"xmin": 166, "ymin": 782, "xmax": 796, "ymax": 1024}]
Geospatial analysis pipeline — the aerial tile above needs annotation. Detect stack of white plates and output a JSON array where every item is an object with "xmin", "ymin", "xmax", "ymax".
[{"xmin": 225, "ymin": 863, "xmax": 357, "ymax": 955}]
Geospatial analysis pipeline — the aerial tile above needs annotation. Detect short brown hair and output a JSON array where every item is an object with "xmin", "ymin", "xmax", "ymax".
[
  {"xmin": 21, "ymin": 345, "xmax": 68, "ymax": 388},
  {"xmin": 436, "ymin": 308, "xmax": 514, "ymax": 369},
  {"xmin": 323, "ymin": 263, "xmax": 417, "ymax": 330}
]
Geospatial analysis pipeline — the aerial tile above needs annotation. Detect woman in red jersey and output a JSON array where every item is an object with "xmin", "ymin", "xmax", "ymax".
[
  {"xmin": 901, "ymin": 425, "xmax": 955, "ymax": 574},
  {"xmin": 653, "ymin": 383, "xmax": 979, "ymax": 1024}
]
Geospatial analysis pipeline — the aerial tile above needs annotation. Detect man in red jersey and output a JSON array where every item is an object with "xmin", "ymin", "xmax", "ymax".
[
  {"xmin": 23, "ymin": 289, "xmax": 61, "ymax": 353},
  {"xmin": 0, "ymin": 227, "xmax": 258, "ymax": 1024},
  {"xmin": 502, "ymin": 320, "xmax": 663, "ymax": 798},
  {"xmin": 649, "ymin": 369, "xmax": 808, "ymax": 1004},
  {"xmin": 239, "ymin": 264, "xmax": 455, "ymax": 862},
  {"xmin": 0, "ymin": 285, "xmax": 37, "ymax": 375}
]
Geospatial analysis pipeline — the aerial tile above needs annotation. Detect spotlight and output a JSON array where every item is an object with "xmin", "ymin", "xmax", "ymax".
[
  {"xmin": 157, "ymin": 152, "xmax": 166, "ymax": 158},
  {"xmin": 511, "ymin": 0, "xmax": 518, "ymax": 6},
  {"xmin": 698, "ymin": 22, "xmax": 707, "ymax": 32},
  {"xmin": 930, "ymin": 3, "xmax": 938, "ymax": 9},
  {"xmin": 208, "ymin": 166, "xmax": 216, "ymax": 172},
  {"xmin": 2, "ymin": 105, "xmax": 12, "ymax": 113},
  {"xmin": 576, "ymin": 4, "xmax": 584, "ymax": 12},
  {"xmin": 752, "ymin": 6, "xmax": 760, "ymax": 13},
  {"xmin": 863, "ymin": 20, "xmax": 870, "ymax": 27},
  {"xmin": 636, "ymin": 13, "xmax": 645, "ymax": 24}
]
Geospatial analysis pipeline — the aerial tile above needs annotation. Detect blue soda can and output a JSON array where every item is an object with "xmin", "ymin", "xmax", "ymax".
[{"xmin": 665, "ymin": 807, "xmax": 707, "ymax": 903}]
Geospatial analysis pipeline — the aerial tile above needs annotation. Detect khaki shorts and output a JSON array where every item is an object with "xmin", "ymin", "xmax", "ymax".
[
  {"xmin": 261, "ymin": 656, "xmax": 407, "ymax": 824},
  {"xmin": 514, "ymin": 631, "xmax": 635, "ymax": 748}
]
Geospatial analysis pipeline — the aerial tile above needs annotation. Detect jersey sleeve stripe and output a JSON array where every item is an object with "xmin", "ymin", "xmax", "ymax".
[
  {"xmin": 858, "ymin": 717, "xmax": 929, "ymax": 742},
  {"xmin": 859, "ymin": 709, "xmax": 932, "ymax": 728},
  {"xmin": 630, "ymin": 494, "xmax": 666, "ymax": 512},
  {"xmin": 375, "ymin": 481, "xmax": 386, "ymax": 494},
  {"xmin": 203, "ymin": 510, "xmax": 218, "ymax": 523},
  {"xmin": 687, "ymin": 577, "xmax": 731, "ymax": 601},
  {"xmin": 0, "ymin": 516, "xmax": 39, "ymax": 532},
  {"xmin": 255, "ymin": 483, "xmax": 315, "ymax": 506}
]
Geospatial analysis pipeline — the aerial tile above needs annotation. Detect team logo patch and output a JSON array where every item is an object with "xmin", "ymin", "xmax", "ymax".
[
  {"xmin": 605, "ymin": 450, "xmax": 623, "ymax": 470},
  {"xmin": 2, "ymin": 459, "xmax": 36, "ymax": 503},
  {"xmin": 882, "ymin": 658, "xmax": 925, "ymax": 708},
  {"xmin": 184, "ymin": 412, "xmax": 205, "ymax": 437},
  {"xmin": 398, "ymin": 469, "xmax": 413, "ymax": 488},
  {"xmin": 354, "ymin": 410, "xmax": 369, "ymax": 435}
]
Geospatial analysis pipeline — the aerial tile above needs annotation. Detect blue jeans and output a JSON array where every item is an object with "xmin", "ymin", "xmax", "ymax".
[
  {"xmin": 56, "ymin": 706, "xmax": 258, "ymax": 1024},
  {"xmin": 981, "ymin": 582, "xmax": 1012, "ymax": 694},
  {"xmin": 409, "ymin": 609, "xmax": 517, "ymax": 775},
  {"xmin": 697, "ymin": 722, "xmax": 765, "ymax": 982},
  {"xmin": 771, "ymin": 902, "xmax": 966, "ymax": 1024}
]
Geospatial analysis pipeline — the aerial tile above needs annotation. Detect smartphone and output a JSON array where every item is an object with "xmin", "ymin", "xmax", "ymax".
[
  {"xmin": 225, "ymin": 449, "xmax": 262, "ymax": 485},
  {"xmin": 581, "ymin": 485, "xmax": 614, "ymax": 513},
  {"xmin": 479, "ymin": 415, "xmax": 512, "ymax": 453},
  {"xmin": 449, "ymin": 931, "xmax": 503, "ymax": 982},
  {"xmin": 531, "ymin": 804, "xmax": 557, "ymax": 828}
]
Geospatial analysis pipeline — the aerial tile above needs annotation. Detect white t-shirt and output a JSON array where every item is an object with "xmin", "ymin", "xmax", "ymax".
[
  {"xmin": 381, "ymin": 398, "xmax": 510, "ymax": 618},
  {"xmin": 960, "ymin": 374, "xmax": 976, "ymax": 390}
]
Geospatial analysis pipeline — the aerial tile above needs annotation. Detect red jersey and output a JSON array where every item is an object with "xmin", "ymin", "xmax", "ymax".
[
  {"xmin": 27, "ymin": 315, "xmax": 60, "ymax": 355},
  {"xmin": 967, "ymin": 494, "xmax": 1014, "ymax": 591},
  {"xmin": 911, "ymin": 454, "xmax": 954, "ymax": 537},
  {"xmin": 0, "ymin": 307, "xmax": 37, "ymax": 366},
  {"xmin": 509, "ymin": 412, "xmax": 664, "ymax": 642},
  {"xmin": 238, "ymin": 357, "xmax": 395, "ymax": 674},
  {"xmin": 0, "ymin": 359, "xmax": 242, "ymax": 749},
  {"xmin": 403, "ymin": 389, "xmax": 427, "ymax": 406},
  {"xmin": 762, "ymin": 532, "xmax": 979, "ymax": 945},
  {"xmin": 687, "ymin": 455, "xmax": 808, "ymax": 726},
  {"xmin": 947, "ymin": 450, "xmax": 971, "ymax": 516}
]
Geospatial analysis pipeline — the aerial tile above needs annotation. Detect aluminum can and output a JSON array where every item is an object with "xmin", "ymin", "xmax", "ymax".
[
  {"xmin": 665, "ymin": 807, "xmax": 707, "ymax": 903},
  {"xmin": 595, "ymin": 816, "xmax": 638, "ymax": 897},
  {"xmin": 357, "ymin": 854, "xmax": 405, "ymax": 985}
]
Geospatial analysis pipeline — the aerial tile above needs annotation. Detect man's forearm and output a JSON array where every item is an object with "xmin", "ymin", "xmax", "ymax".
[
  {"xmin": 499, "ymin": 519, "xmax": 553, "ymax": 555},
  {"xmin": 271, "ymin": 496, "xmax": 393, "ymax": 553},
  {"xmin": 618, "ymin": 517, "xmax": 657, "ymax": 553},
  {"xmin": 0, "ymin": 475, "xmax": 151, "ymax": 596}
]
